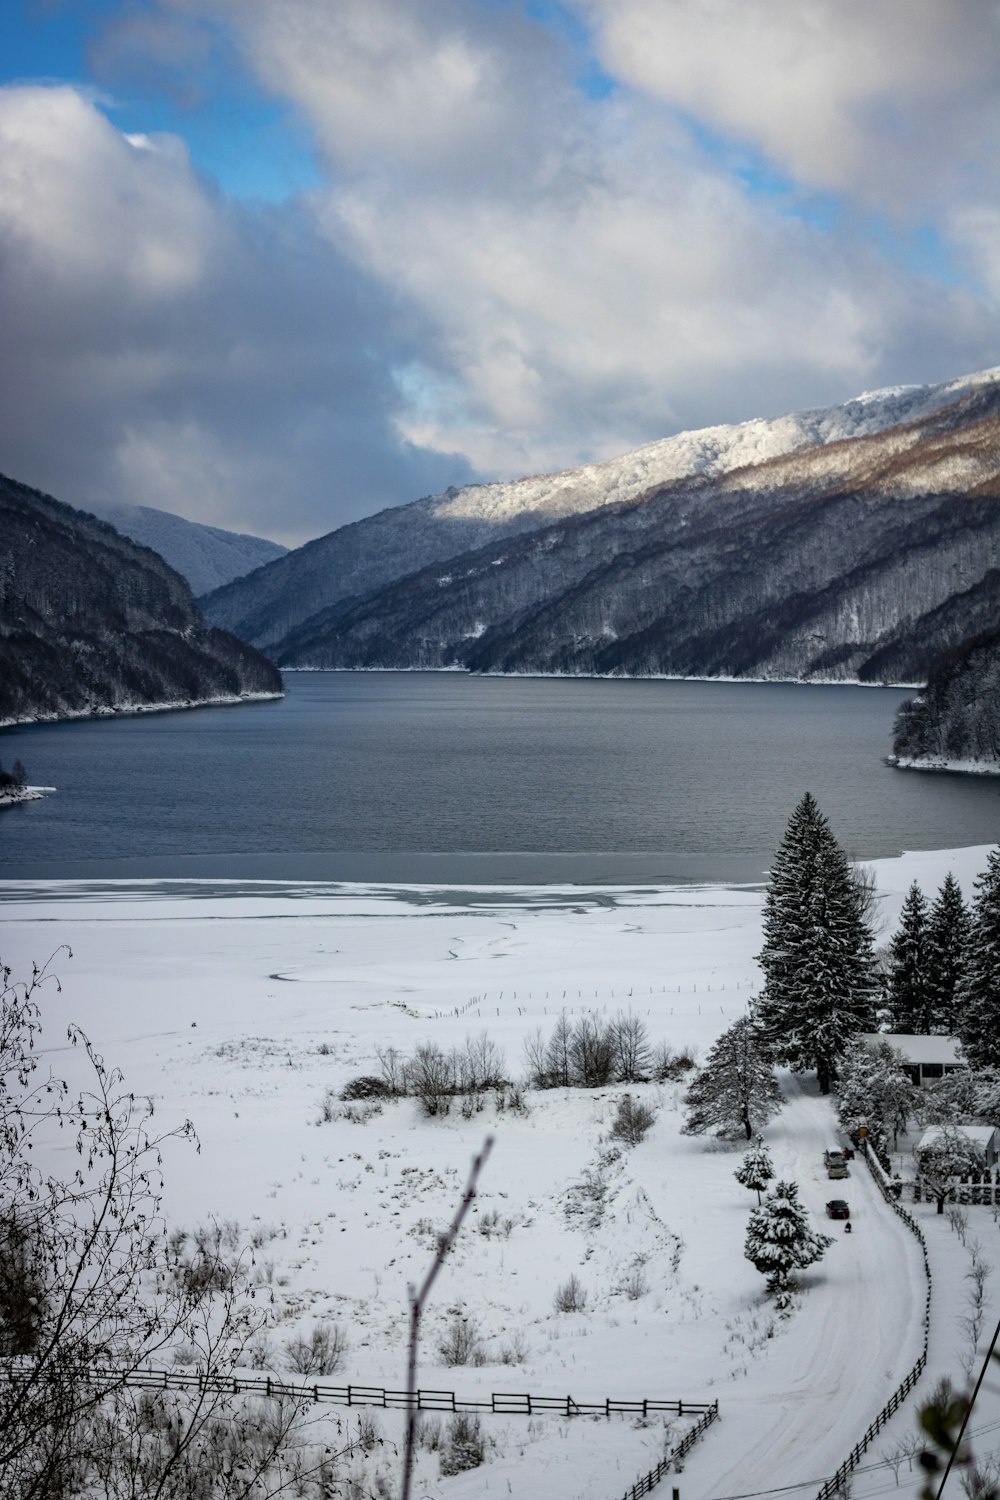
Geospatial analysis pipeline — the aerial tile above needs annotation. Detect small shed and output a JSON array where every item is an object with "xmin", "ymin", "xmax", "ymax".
[
  {"xmin": 859, "ymin": 1034, "xmax": 965, "ymax": 1087},
  {"xmin": 917, "ymin": 1125, "xmax": 999, "ymax": 1169}
]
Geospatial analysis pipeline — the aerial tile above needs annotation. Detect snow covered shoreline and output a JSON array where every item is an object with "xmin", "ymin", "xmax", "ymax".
[
  {"xmin": 0, "ymin": 783, "xmax": 54, "ymax": 809},
  {"xmin": 282, "ymin": 665, "xmax": 919, "ymax": 689},
  {"xmin": 0, "ymin": 688, "xmax": 284, "ymax": 730},
  {"xmin": 889, "ymin": 753, "xmax": 1000, "ymax": 776}
]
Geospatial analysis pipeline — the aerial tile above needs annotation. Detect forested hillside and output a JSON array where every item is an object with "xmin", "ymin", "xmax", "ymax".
[
  {"xmin": 0, "ymin": 473, "xmax": 282, "ymax": 725},
  {"xmin": 267, "ymin": 385, "xmax": 1000, "ymax": 684},
  {"xmin": 892, "ymin": 629, "xmax": 1000, "ymax": 769},
  {"xmin": 201, "ymin": 367, "xmax": 1000, "ymax": 657}
]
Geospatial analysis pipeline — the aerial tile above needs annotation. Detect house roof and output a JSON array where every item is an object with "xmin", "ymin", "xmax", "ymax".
[
  {"xmin": 859, "ymin": 1033, "xmax": 963, "ymax": 1066},
  {"xmin": 918, "ymin": 1126, "xmax": 998, "ymax": 1151}
]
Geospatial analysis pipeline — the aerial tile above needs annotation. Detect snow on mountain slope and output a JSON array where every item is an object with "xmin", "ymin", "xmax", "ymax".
[
  {"xmin": 201, "ymin": 364, "xmax": 1000, "ymax": 652},
  {"xmin": 89, "ymin": 503, "xmax": 287, "ymax": 596},
  {"xmin": 427, "ymin": 366, "xmax": 1000, "ymax": 525}
]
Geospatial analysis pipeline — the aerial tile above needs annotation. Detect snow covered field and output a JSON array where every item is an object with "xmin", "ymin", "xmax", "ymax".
[{"xmin": 0, "ymin": 847, "xmax": 997, "ymax": 1499}]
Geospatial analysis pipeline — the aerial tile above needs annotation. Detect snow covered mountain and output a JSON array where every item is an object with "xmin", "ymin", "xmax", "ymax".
[
  {"xmin": 88, "ymin": 503, "xmax": 287, "ymax": 596},
  {"xmin": 201, "ymin": 366, "xmax": 1000, "ymax": 655}
]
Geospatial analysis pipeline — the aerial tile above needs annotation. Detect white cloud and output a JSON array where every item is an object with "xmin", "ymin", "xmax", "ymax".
[
  {"xmin": 0, "ymin": 84, "xmax": 472, "ymax": 545},
  {"xmin": 579, "ymin": 0, "xmax": 1000, "ymax": 216}
]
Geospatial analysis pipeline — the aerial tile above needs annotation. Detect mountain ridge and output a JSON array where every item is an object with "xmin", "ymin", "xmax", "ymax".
[{"xmin": 201, "ymin": 365, "xmax": 1000, "ymax": 653}]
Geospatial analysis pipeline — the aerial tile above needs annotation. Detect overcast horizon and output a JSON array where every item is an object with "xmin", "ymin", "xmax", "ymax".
[{"xmin": 3, "ymin": 1, "xmax": 1000, "ymax": 548}]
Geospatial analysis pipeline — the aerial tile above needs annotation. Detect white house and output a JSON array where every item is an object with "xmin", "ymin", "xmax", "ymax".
[
  {"xmin": 859, "ymin": 1033, "xmax": 965, "ymax": 1087},
  {"xmin": 917, "ymin": 1125, "xmax": 1000, "ymax": 1169}
]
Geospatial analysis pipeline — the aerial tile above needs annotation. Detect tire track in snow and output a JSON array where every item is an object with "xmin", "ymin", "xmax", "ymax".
[{"xmin": 687, "ymin": 1074, "xmax": 926, "ymax": 1496}]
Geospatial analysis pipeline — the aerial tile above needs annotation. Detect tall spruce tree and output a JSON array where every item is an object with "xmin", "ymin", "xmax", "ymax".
[
  {"xmin": 755, "ymin": 793, "xmax": 878, "ymax": 1093},
  {"xmin": 682, "ymin": 1017, "xmax": 783, "ymax": 1140},
  {"xmin": 956, "ymin": 847, "xmax": 1000, "ymax": 1068},
  {"xmin": 926, "ymin": 872, "xmax": 970, "ymax": 1033},
  {"xmin": 884, "ymin": 882, "xmax": 934, "ymax": 1032}
]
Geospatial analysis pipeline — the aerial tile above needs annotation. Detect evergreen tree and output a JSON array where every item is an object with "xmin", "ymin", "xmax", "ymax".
[
  {"xmin": 755, "ymin": 793, "xmax": 879, "ymax": 1093},
  {"xmin": 734, "ymin": 1135, "xmax": 775, "ymax": 1204},
  {"xmin": 683, "ymin": 1017, "xmax": 783, "ymax": 1141},
  {"xmin": 926, "ymin": 872, "xmax": 971, "ymax": 1033},
  {"xmin": 744, "ymin": 1180, "xmax": 834, "ymax": 1307},
  {"xmin": 956, "ymin": 847, "xmax": 1000, "ymax": 1069},
  {"xmin": 884, "ymin": 882, "xmax": 933, "ymax": 1032}
]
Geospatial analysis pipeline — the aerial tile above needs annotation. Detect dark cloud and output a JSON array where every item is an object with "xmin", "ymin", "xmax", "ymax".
[{"xmin": 0, "ymin": 85, "xmax": 473, "ymax": 544}]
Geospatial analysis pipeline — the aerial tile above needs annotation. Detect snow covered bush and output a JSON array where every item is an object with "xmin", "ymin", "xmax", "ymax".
[
  {"xmin": 743, "ymin": 1180, "xmax": 834, "ymax": 1308},
  {"xmin": 439, "ymin": 1412, "xmax": 487, "ymax": 1475},
  {"xmin": 341, "ymin": 1075, "xmax": 393, "ymax": 1101}
]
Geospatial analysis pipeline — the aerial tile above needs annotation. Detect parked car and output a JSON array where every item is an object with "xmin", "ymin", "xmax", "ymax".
[
  {"xmin": 826, "ymin": 1199, "xmax": 850, "ymax": 1219},
  {"xmin": 824, "ymin": 1149, "xmax": 849, "ymax": 1179}
]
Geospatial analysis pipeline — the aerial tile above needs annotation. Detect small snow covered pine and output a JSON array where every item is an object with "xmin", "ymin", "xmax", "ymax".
[
  {"xmin": 744, "ymin": 1180, "xmax": 833, "ymax": 1309},
  {"xmin": 734, "ymin": 1135, "xmax": 775, "ymax": 1204},
  {"xmin": 682, "ymin": 1016, "xmax": 782, "ymax": 1140}
]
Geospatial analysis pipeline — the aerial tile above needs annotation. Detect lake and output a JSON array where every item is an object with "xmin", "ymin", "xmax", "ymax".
[{"xmin": 1, "ymin": 672, "xmax": 998, "ymax": 883}]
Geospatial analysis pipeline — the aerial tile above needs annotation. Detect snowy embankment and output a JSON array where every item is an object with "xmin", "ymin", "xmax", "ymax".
[
  {"xmin": 0, "ymin": 844, "xmax": 994, "ymax": 1499},
  {"xmin": 0, "ymin": 784, "xmax": 54, "ymax": 808},
  {"xmin": 890, "ymin": 754, "xmax": 1000, "ymax": 776},
  {"xmin": 0, "ymin": 690, "xmax": 283, "ymax": 730}
]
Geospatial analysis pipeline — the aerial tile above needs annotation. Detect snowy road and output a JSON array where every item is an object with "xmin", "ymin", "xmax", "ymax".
[{"xmin": 683, "ymin": 1075, "xmax": 928, "ymax": 1498}]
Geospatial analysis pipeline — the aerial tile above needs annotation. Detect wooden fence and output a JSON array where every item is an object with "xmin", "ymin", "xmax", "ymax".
[
  {"xmin": 814, "ymin": 1141, "xmax": 932, "ymax": 1500},
  {"xmin": 0, "ymin": 1360, "xmax": 713, "ymax": 1424},
  {"xmin": 616, "ymin": 1402, "xmax": 720, "ymax": 1500}
]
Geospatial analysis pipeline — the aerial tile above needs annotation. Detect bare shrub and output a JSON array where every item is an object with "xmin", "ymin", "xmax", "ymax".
[
  {"xmin": 318, "ymin": 1088, "xmax": 338, "ymax": 1124},
  {"xmin": 436, "ymin": 1316, "xmax": 486, "ymax": 1367},
  {"xmin": 652, "ymin": 1042, "xmax": 697, "ymax": 1081},
  {"xmin": 376, "ymin": 1045, "xmax": 406, "ymax": 1096},
  {"xmin": 336, "ymin": 1101, "xmax": 383, "ymax": 1125},
  {"xmin": 554, "ymin": 1273, "xmax": 588, "ymax": 1313},
  {"xmin": 568, "ymin": 1013, "xmax": 615, "ymax": 1087},
  {"xmin": 407, "ymin": 1043, "xmax": 454, "ymax": 1117},
  {"xmin": 609, "ymin": 1011, "xmax": 652, "ymax": 1082},
  {"xmin": 498, "ymin": 1329, "xmax": 529, "ymax": 1365},
  {"xmin": 413, "ymin": 1415, "xmax": 443, "ymax": 1452},
  {"xmin": 440, "ymin": 1412, "xmax": 486, "ymax": 1476},
  {"xmin": 283, "ymin": 1321, "xmax": 349, "ymax": 1377},
  {"xmin": 621, "ymin": 1266, "xmax": 649, "ymax": 1301},
  {"xmin": 477, "ymin": 1207, "xmax": 514, "ymax": 1239},
  {"xmin": 610, "ymin": 1093, "xmax": 657, "ymax": 1145}
]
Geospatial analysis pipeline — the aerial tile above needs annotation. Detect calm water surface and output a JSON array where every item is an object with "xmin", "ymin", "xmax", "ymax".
[{"xmin": 1, "ymin": 673, "xmax": 999, "ymax": 883}]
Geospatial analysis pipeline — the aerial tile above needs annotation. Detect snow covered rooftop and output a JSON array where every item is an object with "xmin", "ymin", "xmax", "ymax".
[
  {"xmin": 860, "ymin": 1034, "xmax": 963, "ymax": 1066},
  {"xmin": 918, "ymin": 1126, "xmax": 998, "ymax": 1149}
]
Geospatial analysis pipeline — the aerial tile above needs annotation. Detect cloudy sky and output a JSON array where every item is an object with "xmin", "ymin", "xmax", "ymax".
[{"xmin": 3, "ymin": 1, "xmax": 1000, "ymax": 546}]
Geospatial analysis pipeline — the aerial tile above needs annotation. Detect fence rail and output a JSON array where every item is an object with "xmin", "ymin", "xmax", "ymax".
[
  {"xmin": 617, "ymin": 1401, "xmax": 719, "ymax": 1500},
  {"xmin": 814, "ymin": 1141, "xmax": 932, "ymax": 1500},
  {"xmin": 0, "ymin": 1360, "xmax": 712, "ymax": 1423}
]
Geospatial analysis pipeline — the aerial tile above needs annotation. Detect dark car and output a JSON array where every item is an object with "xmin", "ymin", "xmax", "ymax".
[{"xmin": 826, "ymin": 1199, "xmax": 850, "ymax": 1219}]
